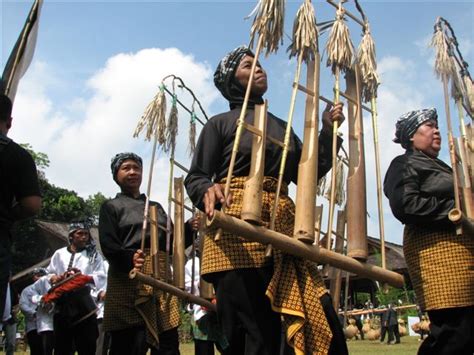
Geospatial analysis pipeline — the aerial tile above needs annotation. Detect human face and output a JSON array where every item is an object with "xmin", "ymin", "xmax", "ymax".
[
  {"xmin": 411, "ymin": 119, "xmax": 441, "ymax": 158},
  {"xmin": 116, "ymin": 159, "xmax": 142, "ymax": 195},
  {"xmin": 234, "ymin": 55, "xmax": 268, "ymax": 97},
  {"xmin": 70, "ymin": 229, "xmax": 90, "ymax": 251}
]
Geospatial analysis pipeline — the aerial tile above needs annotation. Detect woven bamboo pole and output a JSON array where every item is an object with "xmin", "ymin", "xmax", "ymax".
[
  {"xmin": 172, "ymin": 177, "xmax": 185, "ymax": 289},
  {"xmin": 241, "ymin": 102, "xmax": 267, "ymax": 224},
  {"xmin": 325, "ymin": 2, "xmax": 354, "ymax": 251},
  {"xmin": 129, "ymin": 270, "xmax": 217, "ymax": 312},
  {"xmin": 207, "ymin": 210, "xmax": 404, "ymax": 287}
]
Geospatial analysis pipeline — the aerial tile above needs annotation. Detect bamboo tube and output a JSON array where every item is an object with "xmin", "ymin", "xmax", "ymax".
[
  {"xmin": 140, "ymin": 136, "xmax": 158, "ymax": 251},
  {"xmin": 326, "ymin": 67, "xmax": 340, "ymax": 252},
  {"xmin": 165, "ymin": 147, "xmax": 176, "ymax": 282},
  {"xmin": 330, "ymin": 209, "xmax": 346, "ymax": 311},
  {"xmin": 241, "ymin": 102, "xmax": 267, "ymax": 224},
  {"xmin": 455, "ymin": 137, "xmax": 474, "ymax": 219},
  {"xmin": 149, "ymin": 205, "xmax": 160, "ymax": 279},
  {"xmin": 345, "ymin": 66, "xmax": 368, "ymax": 261},
  {"xmin": 172, "ymin": 177, "xmax": 185, "ymax": 289},
  {"xmin": 129, "ymin": 270, "xmax": 217, "ymax": 312},
  {"xmin": 269, "ymin": 54, "xmax": 304, "ymax": 230},
  {"xmin": 207, "ymin": 210, "xmax": 404, "ymax": 287},
  {"xmin": 215, "ymin": 35, "xmax": 265, "ymax": 241},
  {"xmin": 314, "ymin": 205, "xmax": 324, "ymax": 244},
  {"xmin": 294, "ymin": 57, "xmax": 321, "ymax": 243},
  {"xmin": 442, "ymin": 75, "xmax": 463, "ymax": 235},
  {"xmin": 370, "ymin": 98, "xmax": 386, "ymax": 269},
  {"xmin": 342, "ymin": 271, "xmax": 350, "ymax": 326}
]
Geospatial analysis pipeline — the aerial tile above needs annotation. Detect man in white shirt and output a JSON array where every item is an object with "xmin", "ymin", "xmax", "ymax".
[{"xmin": 47, "ymin": 221, "xmax": 106, "ymax": 355}]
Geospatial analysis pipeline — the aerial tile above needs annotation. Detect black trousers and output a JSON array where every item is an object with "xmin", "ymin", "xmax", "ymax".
[
  {"xmin": 54, "ymin": 313, "xmax": 98, "ymax": 355},
  {"xmin": 40, "ymin": 330, "xmax": 54, "ymax": 355},
  {"xmin": 388, "ymin": 324, "xmax": 400, "ymax": 343},
  {"xmin": 418, "ymin": 306, "xmax": 474, "ymax": 355},
  {"xmin": 26, "ymin": 330, "xmax": 43, "ymax": 355},
  {"xmin": 109, "ymin": 326, "xmax": 180, "ymax": 355},
  {"xmin": 194, "ymin": 339, "xmax": 215, "ymax": 355},
  {"xmin": 212, "ymin": 268, "xmax": 348, "ymax": 355}
]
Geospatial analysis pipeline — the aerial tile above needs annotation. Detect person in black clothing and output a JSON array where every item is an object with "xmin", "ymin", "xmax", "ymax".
[
  {"xmin": 185, "ymin": 46, "xmax": 348, "ymax": 355},
  {"xmin": 379, "ymin": 307, "xmax": 389, "ymax": 343},
  {"xmin": 386, "ymin": 304, "xmax": 400, "ymax": 344},
  {"xmin": 384, "ymin": 108, "xmax": 474, "ymax": 355},
  {"xmin": 99, "ymin": 152, "xmax": 195, "ymax": 355},
  {"xmin": 0, "ymin": 94, "xmax": 41, "ymax": 318}
]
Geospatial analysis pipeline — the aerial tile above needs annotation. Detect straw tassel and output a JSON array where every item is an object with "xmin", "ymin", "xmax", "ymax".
[
  {"xmin": 430, "ymin": 21, "xmax": 455, "ymax": 81},
  {"xmin": 249, "ymin": 0, "xmax": 285, "ymax": 56},
  {"xmin": 288, "ymin": 0, "xmax": 318, "ymax": 62},
  {"xmin": 462, "ymin": 74, "xmax": 474, "ymax": 113},
  {"xmin": 324, "ymin": 157, "xmax": 346, "ymax": 206},
  {"xmin": 188, "ymin": 111, "xmax": 197, "ymax": 157},
  {"xmin": 326, "ymin": 6, "xmax": 354, "ymax": 74},
  {"xmin": 134, "ymin": 85, "xmax": 167, "ymax": 143},
  {"xmin": 357, "ymin": 23, "xmax": 380, "ymax": 102},
  {"xmin": 165, "ymin": 95, "xmax": 178, "ymax": 153}
]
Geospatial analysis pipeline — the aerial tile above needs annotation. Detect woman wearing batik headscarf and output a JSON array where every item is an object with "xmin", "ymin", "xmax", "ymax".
[
  {"xmin": 185, "ymin": 46, "xmax": 348, "ymax": 355},
  {"xmin": 99, "ymin": 152, "xmax": 196, "ymax": 355},
  {"xmin": 384, "ymin": 109, "xmax": 474, "ymax": 355}
]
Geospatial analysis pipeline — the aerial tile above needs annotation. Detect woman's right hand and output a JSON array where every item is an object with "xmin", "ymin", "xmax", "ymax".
[
  {"xmin": 133, "ymin": 249, "xmax": 145, "ymax": 271},
  {"xmin": 203, "ymin": 184, "xmax": 233, "ymax": 218}
]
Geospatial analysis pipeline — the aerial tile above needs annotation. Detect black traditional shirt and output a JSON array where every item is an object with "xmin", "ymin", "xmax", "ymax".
[
  {"xmin": 185, "ymin": 107, "xmax": 341, "ymax": 210},
  {"xmin": 99, "ymin": 193, "xmax": 193, "ymax": 273},
  {"xmin": 384, "ymin": 150, "xmax": 455, "ymax": 228}
]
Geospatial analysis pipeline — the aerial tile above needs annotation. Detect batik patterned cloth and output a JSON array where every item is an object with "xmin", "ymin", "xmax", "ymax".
[
  {"xmin": 103, "ymin": 250, "xmax": 180, "ymax": 349},
  {"xmin": 403, "ymin": 225, "xmax": 474, "ymax": 311},
  {"xmin": 202, "ymin": 176, "xmax": 332, "ymax": 354}
]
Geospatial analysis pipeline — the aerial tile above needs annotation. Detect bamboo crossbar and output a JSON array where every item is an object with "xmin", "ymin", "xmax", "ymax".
[
  {"xmin": 295, "ymin": 83, "xmax": 372, "ymax": 112},
  {"xmin": 170, "ymin": 198, "xmax": 194, "ymax": 213},
  {"xmin": 207, "ymin": 211, "xmax": 405, "ymax": 288},
  {"xmin": 172, "ymin": 159, "xmax": 189, "ymax": 174},
  {"xmin": 340, "ymin": 304, "xmax": 418, "ymax": 317},
  {"xmin": 326, "ymin": 0, "xmax": 365, "ymax": 28},
  {"xmin": 129, "ymin": 270, "xmax": 217, "ymax": 312}
]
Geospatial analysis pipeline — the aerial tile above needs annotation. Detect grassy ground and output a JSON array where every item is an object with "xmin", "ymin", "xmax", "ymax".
[{"xmin": 178, "ymin": 336, "xmax": 422, "ymax": 354}]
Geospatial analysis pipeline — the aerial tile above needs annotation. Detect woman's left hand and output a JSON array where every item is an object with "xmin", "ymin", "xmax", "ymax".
[{"xmin": 322, "ymin": 102, "xmax": 345, "ymax": 134}]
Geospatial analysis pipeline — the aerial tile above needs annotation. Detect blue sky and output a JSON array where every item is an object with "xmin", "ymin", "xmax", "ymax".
[{"xmin": 1, "ymin": 0, "xmax": 473, "ymax": 245}]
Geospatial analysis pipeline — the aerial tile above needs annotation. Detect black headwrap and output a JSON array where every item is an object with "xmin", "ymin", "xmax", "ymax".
[
  {"xmin": 110, "ymin": 152, "xmax": 143, "ymax": 181},
  {"xmin": 394, "ymin": 108, "xmax": 438, "ymax": 149},
  {"xmin": 214, "ymin": 45, "xmax": 264, "ymax": 109}
]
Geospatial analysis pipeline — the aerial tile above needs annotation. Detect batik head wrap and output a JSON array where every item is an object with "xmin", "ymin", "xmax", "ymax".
[
  {"xmin": 393, "ymin": 108, "xmax": 438, "ymax": 149},
  {"xmin": 214, "ymin": 45, "xmax": 264, "ymax": 109},
  {"xmin": 110, "ymin": 152, "xmax": 143, "ymax": 181},
  {"xmin": 31, "ymin": 268, "xmax": 47, "ymax": 277}
]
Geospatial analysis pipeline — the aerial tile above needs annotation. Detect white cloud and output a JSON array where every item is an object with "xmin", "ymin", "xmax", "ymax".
[{"xmin": 11, "ymin": 47, "xmax": 219, "ymax": 208}]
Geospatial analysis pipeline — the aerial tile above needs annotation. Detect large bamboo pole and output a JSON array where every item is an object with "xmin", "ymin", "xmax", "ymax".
[
  {"xmin": 207, "ymin": 211, "xmax": 404, "ymax": 287},
  {"xmin": 129, "ymin": 270, "xmax": 216, "ymax": 312},
  {"xmin": 198, "ymin": 228, "xmax": 214, "ymax": 300},
  {"xmin": 294, "ymin": 57, "xmax": 321, "ymax": 243},
  {"xmin": 241, "ymin": 102, "xmax": 267, "ymax": 224},
  {"xmin": 345, "ymin": 66, "xmax": 368, "ymax": 261},
  {"xmin": 172, "ymin": 177, "xmax": 185, "ymax": 289}
]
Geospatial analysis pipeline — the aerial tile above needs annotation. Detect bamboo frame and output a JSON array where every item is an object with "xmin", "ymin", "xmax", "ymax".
[
  {"xmin": 198, "ymin": 227, "xmax": 214, "ymax": 299},
  {"xmin": 207, "ymin": 210, "xmax": 404, "ymax": 288},
  {"xmin": 345, "ymin": 65, "xmax": 368, "ymax": 261},
  {"xmin": 294, "ymin": 57, "xmax": 321, "ymax": 243},
  {"xmin": 129, "ymin": 270, "xmax": 217, "ymax": 312},
  {"xmin": 241, "ymin": 102, "xmax": 267, "ymax": 224},
  {"xmin": 172, "ymin": 177, "xmax": 185, "ymax": 289}
]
